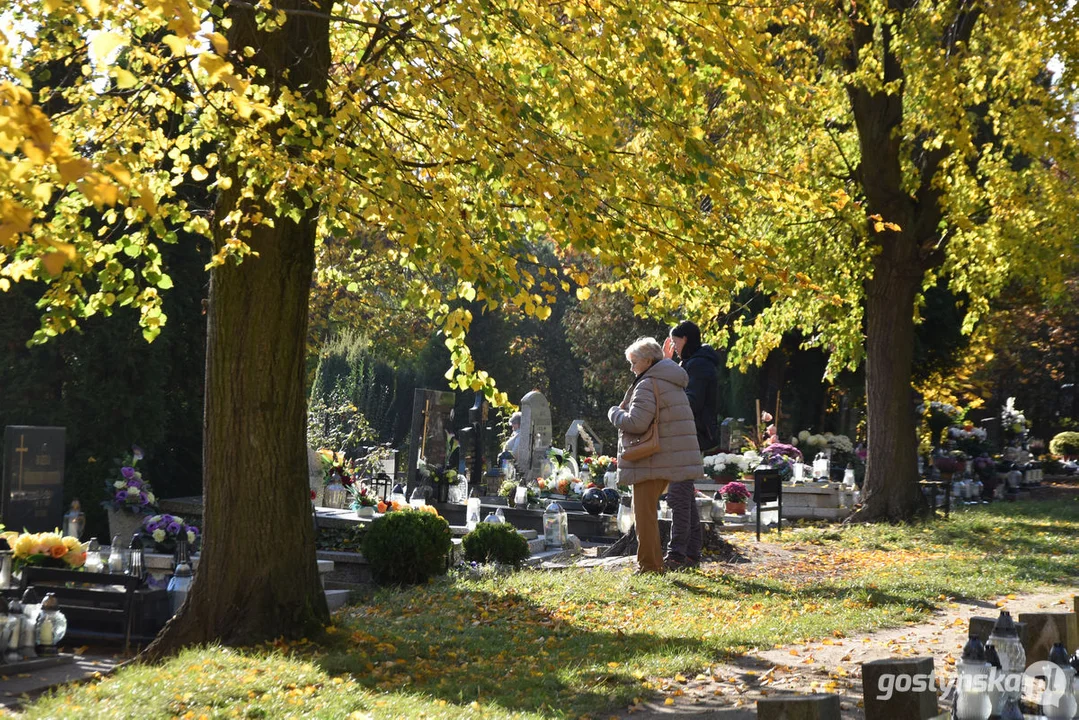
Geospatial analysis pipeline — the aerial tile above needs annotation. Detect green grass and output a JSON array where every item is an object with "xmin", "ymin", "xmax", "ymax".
[{"xmin": 14, "ymin": 498, "xmax": 1079, "ymax": 719}]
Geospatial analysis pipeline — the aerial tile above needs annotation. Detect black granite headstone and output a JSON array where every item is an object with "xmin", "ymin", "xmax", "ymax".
[
  {"xmin": 406, "ymin": 389, "xmax": 456, "ymax": 490},
  {"xmin": 2, "ymin": 426, "xmax": 66, "ymax": 532}
]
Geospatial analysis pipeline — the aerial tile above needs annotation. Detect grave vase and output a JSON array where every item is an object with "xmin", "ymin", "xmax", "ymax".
[
  {"xmin": 107, "ymin": 508, "xmax": 146, "ymax": 545},
  {"xmin": 725, "ymin": 501, "xmax": 747, "ymax": 515},
  {"xmin": 436, "ymin": 481, "xmax": 449, "ymax": 504}
]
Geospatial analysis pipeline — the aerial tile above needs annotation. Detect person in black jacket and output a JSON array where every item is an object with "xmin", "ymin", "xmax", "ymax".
[{"xmin": 663, "ymin": 320, "xmax": 721, "ymax": 456}]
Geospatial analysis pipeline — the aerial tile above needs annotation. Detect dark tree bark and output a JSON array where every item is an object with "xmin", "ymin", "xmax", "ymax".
[
  {"xmin": 143, "ymin": 0, "xmax": 331, "ymax": 658},
  {"xmin": 843, "ymin": 4, "xmax": 979, "ymax": 522}
]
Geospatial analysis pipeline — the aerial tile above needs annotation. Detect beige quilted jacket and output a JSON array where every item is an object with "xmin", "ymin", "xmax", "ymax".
[{"xmin": 608, "ymin": 358, "xmax": 703, "ymax": 485}]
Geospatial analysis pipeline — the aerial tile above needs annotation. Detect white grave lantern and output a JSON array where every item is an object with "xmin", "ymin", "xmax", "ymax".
[{"xmin": 543, "ymin": 501, "xmax": 568, "ymax": 548}]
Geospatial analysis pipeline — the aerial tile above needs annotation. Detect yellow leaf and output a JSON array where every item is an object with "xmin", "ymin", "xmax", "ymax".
[
  {"xmin": 162, "ymin": 35, "xmax": 189, "ymax": 57},
  {"xmin": 575, "ymin": 286, "xmax": 591, "ymax": 301},
  {"xmin": 41, "ymin": 251, "xmax": 67, "ymax": 276},
  {"xmin": 57, "ymin": 157, "xmax": 91, "ymax": 185},
  {"xmin": 32, "ymin": 183, "xmax": 53, "ymax": 204},
  {"xmin": 191, "ymin": 165, "xmax": 209, "ymax": 182},
  {"xmin": 114, "ymin": 68, "xmax": 138, "ymax": 89},
  {"xmin": 664, "ymin": 698, "xmax": 675, "ymax": 706},
  {"xmin": 103, "ymin": 162, "xmax": 131, "ymax": 186},
  {"xmin": 90, "ymin": 32, "xmax": 126, "ymax": 65},
  {"xmin": 81, "ymin": 0, "xmax": 100, "ymax": 16}
]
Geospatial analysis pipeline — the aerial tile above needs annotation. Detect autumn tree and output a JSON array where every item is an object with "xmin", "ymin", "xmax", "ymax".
[
  {"xmin": 2, "ymin": 0, "xmax": 773, "ymax": 651},
  {"xmin": 641, "ymin": 1, "xmax": 1079, "ymax": 520}
]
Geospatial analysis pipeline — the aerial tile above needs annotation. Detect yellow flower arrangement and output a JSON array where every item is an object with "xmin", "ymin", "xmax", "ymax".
[{"xmin": 0, "ymin": 529, "xmax": 86, "ymax": 572}]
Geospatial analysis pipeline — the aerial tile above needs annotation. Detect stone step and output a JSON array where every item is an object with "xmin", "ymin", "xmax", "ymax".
[
  {"xmin": 527, "ymin": 537, "xmax": 546, "ymax": 554},
  {"xmin": 325, "ymin": 588, "xmax": 350, "ymax": 612}
]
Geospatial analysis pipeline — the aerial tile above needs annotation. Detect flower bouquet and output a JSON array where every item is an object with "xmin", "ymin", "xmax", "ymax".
[
  {"xmin": 102, "ymin": 446, "xmax": 157, "ymax": 515},
  {"xmin": 581, "ymin": 455, "xmax": 616, "ymax": 478},
  {"xmin": 1, "ymin": 530, "xmax": 86, "ymax": 573},
  {"xmin": 142, "ymin": 514, "xmax": 200, "ymax": 554}
]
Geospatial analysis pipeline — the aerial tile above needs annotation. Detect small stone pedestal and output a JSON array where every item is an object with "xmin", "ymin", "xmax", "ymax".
[
  {"xmin": 757, "ymin": 693, "xmax": 841, "ymax": 720},
  {"xmin": 1019, "ymin": 611, "xmax": 1078, "ymax": 662},
  {"xmin": 861, "ymin": 657, "xmax": 939, "ymax": 720}
]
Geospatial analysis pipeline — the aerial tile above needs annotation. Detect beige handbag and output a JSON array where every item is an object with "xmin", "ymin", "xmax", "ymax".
[{"xmin": 621, "ymin": 380, "xmax": 662, "ymax": 462}]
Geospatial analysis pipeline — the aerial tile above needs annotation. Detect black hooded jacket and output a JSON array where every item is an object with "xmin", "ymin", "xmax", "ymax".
[{"xmin": 680, "ymin": 344, "xmax": 721, "ymax": 454}]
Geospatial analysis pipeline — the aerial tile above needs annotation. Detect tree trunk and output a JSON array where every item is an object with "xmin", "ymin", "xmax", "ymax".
[
  {"xmin": 851, "ymin": 247, "xmax": 927, "ymax": 522},
  {"xmin": 143, "ymin": 0, "xmax": 330, "ymax": 659}
]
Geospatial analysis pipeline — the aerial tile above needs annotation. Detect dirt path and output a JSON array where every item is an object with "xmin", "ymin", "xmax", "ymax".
[{"xmin": 615, "ymin": 576, "xmax": 1073, "ymax": 719}]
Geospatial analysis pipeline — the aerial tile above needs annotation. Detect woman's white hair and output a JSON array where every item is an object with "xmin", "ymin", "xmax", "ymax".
[{"xmin": 625, "ymin": 336, "xmax": 663, "ymax": 364}]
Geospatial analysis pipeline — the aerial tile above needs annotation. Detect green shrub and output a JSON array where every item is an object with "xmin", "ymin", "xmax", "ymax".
[
  {"xmin": 1050, "ymin": 432, "xmax": 1079, "ymax": 458},
  {"xmin": 361, "ymin": 510, "xmax": 451, "ymax": 586},
  {"xmin": 462, "ymin": 523, "xmax": 530, "ymax": 568}
]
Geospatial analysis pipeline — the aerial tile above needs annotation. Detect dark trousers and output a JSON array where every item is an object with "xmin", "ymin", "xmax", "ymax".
[{"xmin": 666, "ymin": 479, "xmax": 701, "ymax": 561}]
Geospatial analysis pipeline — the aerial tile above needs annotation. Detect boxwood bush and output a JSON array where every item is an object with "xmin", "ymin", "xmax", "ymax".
[
  {"xmin": 361, "ymin": 510, "xmax": 452, "ymax": 586},
  {"xmin": 1050, "ymin": 432, "xmax": 1079, "ymax": 458},
  {"xmin": 462, "ymin": 523, "xmax": 530, "ymax": 568}
]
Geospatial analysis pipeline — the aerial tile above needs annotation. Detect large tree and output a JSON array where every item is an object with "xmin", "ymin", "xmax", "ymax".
[
  {"xmin": 649, "ymin": 0, "xmax": 1079, "ymax": 520},
  {"xmin": 1, "ymin": 0, "xmax": 769, "ymax": 650}
]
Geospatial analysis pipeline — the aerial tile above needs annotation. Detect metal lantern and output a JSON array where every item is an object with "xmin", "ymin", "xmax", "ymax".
[
  {"xmin": 543, "ymin": 501, "xmax": 568, "ymax": 548},
  {"xmin": 63, "ymin": 500, "xmax": 86, "ymax": 539},
  {"xmin": 34, "ymin": 594, "xmax": 67, "ymax": 657},
  {"xmin": 127, "ymin": 534, "xmax": 145, "ymax": 581},
  {"xmin": 167, "ymin": 562, "xmax": 194, "ymax": 616}
]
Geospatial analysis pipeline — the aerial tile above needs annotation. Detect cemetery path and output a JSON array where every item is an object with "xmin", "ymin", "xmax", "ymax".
[{"xmin": 612, "ymin": 584, "xmax": 1072, "ymax": 719}]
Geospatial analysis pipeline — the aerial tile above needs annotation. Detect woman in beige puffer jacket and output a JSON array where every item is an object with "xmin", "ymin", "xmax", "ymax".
[{"xmin": 608, "ymin": 337, "xmax": 702, "ymax": 573}]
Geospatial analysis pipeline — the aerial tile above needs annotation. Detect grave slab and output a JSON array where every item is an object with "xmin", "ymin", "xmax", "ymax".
[
  {"xmin": 757, "ymin": 693, "xmax": 841, "ymax": 720},
  {"xmin": 1019, "ymin": 611, "xmax": 1079, "ymax": 661}
]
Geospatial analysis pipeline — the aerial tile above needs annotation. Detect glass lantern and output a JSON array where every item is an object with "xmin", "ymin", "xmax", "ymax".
[
  {"xmin": 34, "ymin": 594, "xmax": 67, "ymax": 657},
  {"xmin": 465, "ymin": 498, "xmax": 482, "ymax": 531},
  {"xmin": 3, "ymin": 599, "xmax": 20, "ymax": 663},
  {"xmin": 84, "ymin": 538, "xmax": 103, "ymax": 573},
  {"xmin": 389, "ymin": 483, "xmax": 408, "ymax": 507},
  {"xmin": 513, "ymin": 483, "xmax": 528, "ymax": 509},
  {"xmin": 616, "ymin": 497, "xmax": 634, "ymax": 535},
  {"xmin": 324, "ymin": 478, "xmax": 347, "ymax": 509},
  {"xmin": 19, "ymin": 589, "xmax": 40, "ymax": 659},
  {"xmin": 63, "ymin": 500, "xmax": 86, "ymax": 539},
  {"xmin": 543, "ymin": 501, "xmax": 568, "ymax": 548},
  {"xmin": 1046, "ymin": 642, "xmax": 1078, "ymax": 720},
  {"xmin": 812, "ymin": 453, "xmax": 830, "ymax": 480},
  {"xmin": 955, "ymin": 635, "xmax": 991, "ymax": 720},
  {"xmin": 107, "ymin": 535, "xmax": 126, "ymax": 574},
  {"xmin": 988, "ymin": 611, "xmax": 1025, "ymax": 712}
]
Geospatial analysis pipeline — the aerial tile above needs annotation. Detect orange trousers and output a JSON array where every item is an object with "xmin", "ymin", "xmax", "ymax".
[{"xmin": 632, "ymin": 478, "xmax": 669, "ymax": 573}]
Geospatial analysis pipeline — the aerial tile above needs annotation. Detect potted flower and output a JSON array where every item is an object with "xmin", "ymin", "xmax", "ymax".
[
  {"xmin": 704, "ymin": 453, "xmax": 742, "ymax": 483},
  {"xmin": 141, "ymin": 514, "xmax": 200, "ymax": 554},
  {"xmin": 348, "ymin": 482, "xmax": 379, "ymax": 517},
  {"xmin": 719, "ymin": 481, "xmax": 751, "ymax": 514},
  {"xmin": 1, "ymin": 530, "xmax": 86, "ymax": 574},
  {"xmin": 102, "ymin": 445, "xmax": 158, "ymax": 543}
]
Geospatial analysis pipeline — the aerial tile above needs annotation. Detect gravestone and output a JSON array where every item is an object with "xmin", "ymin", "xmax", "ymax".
[
  {"xmin": 518, "ymin": 391, "xmax": 552, "ymax": 480},
  {"xmin": 720, "ymin": 417, "xmax": 744, "ymax": 453},
  {"xmin": 564, "ymin": 420, "xmax": 603, "ymax": 462},
  {"xmin": 406, "ymin": 388, "xmax": 456, "ymax": 490},
  {"xmin": 467, "ymin": 393, "xmax": 488, "ymax": 489},
  {"xmin": 308, "ymin": 447, "xmax": 325, "ymax": 506},
  {"xmin": 2, "ymin": 426, "xmax": 66, "ymax": 533}
]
